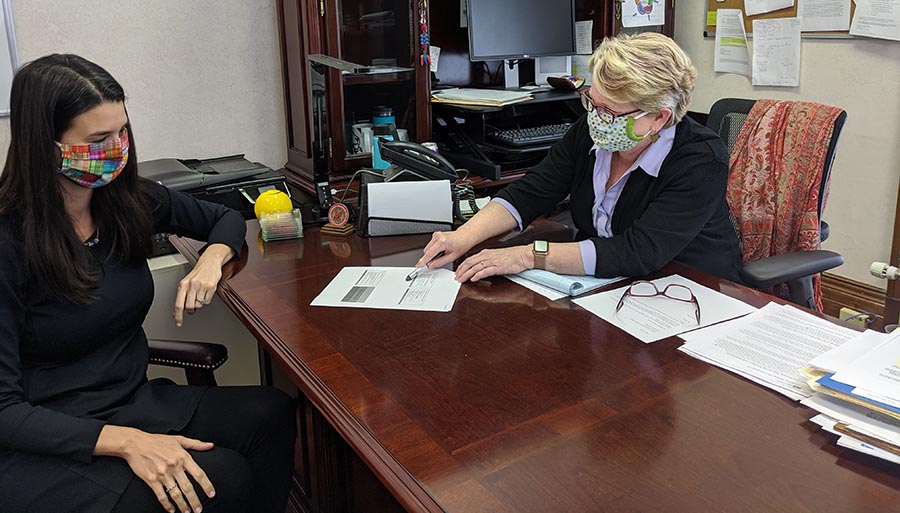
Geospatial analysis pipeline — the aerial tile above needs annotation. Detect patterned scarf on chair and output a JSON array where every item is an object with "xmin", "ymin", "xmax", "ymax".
[{"xmin": 725, "ymin": 99, "xmax": 844, "ymax": 311}]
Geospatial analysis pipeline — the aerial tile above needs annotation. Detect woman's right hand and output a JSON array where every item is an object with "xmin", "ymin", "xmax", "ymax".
[
  {"xmin": 416, "ymin": 230, "xmax": 475, "ymax": 270},
  {"xmin": 95, "ymin": 425, "xmax": 215, "ymax": 513}
]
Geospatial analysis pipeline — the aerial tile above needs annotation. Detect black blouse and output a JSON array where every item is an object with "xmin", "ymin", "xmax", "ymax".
[{"xmin": 0, "ymin": 181, "xmax": 245, "ymax": 488}]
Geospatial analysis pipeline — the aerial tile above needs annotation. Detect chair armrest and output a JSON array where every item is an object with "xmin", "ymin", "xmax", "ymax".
[
  {"xmin": 148, "ymin": 339, "xmax": 228, "ymax": 371},
  {"xmin": 740, "ymin": 250, "xmax": 843, "ymax": 289}
]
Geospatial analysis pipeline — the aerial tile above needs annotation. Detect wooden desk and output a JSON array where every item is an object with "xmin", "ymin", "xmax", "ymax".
[{"xmin": 175, "ymin": 224, "xmax": 900, "ymax": 513}]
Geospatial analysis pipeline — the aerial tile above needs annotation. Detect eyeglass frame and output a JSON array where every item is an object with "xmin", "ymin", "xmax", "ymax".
[
  {"xmin": 615, "ymin": 280, "xmax": 701, "ymax": 324},
  {"xmin": 580, "ymin": 90, "xmax": 647, "ymax": 124}
]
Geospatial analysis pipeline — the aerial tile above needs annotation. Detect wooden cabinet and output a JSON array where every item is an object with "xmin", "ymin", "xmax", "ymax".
[{"xmin": 277, "ymin": 0, "xmax": 431, "ymax": 195}]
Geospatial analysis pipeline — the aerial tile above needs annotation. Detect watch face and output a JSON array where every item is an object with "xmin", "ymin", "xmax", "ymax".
[{"xmin": 534, "ymin": 240, "xmax": 548, "ymax": 253}]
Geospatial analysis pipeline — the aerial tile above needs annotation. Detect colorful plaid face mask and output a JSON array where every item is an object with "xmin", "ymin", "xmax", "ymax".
[{"xmin": 55, "ymin": 129, "xmax": 129, "ymax": 188}]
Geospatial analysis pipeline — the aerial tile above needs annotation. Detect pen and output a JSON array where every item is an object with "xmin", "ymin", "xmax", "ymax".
[{"xmin": 406, "ymin": 252, "xmax": 445, "ymax": 281}]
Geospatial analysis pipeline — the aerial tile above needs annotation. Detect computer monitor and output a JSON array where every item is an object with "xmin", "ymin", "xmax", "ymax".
[{"xmin": 467, "ymin": 0, "xmax": 576, "ymax": 61}]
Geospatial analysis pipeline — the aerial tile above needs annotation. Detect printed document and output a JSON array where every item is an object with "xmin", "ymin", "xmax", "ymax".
[
  {"xmin": 798, "ymin": 0, "xmax": 851, "ymax": 32},
  {"xmin": 576, "ymin": 20, "xmax": 594, "ymax": 54},
  {"xmin": 714, "ymin": 9, "xmax": 751, "ymax": 76},
  {"xmin": 679, "ymin": 303, "xmax": 858, "ymax": 400},
  {"xmin": 752, "ymin": 17, "xmax": 802, "ymax": 87},
  {"xmin": 572, "ymin": 274, "xmax": 756, "ymax": 343},
  {"xmin": 831, "ymin": 330, "xmax": 900, "ymax": 408},
  {"xmin": 745, "ymin": 0, "xmax": 794, "ymax": 16},
  {"xmin": 850, "ymin": 0, "xmax": 900, "ymax": 42},
  {"xmin": 311, "ymin": 267, "xmax": 461, "ymax": 312},
  {"xmin": 806, "ymin": 329, "xmax": 889, "ymax": 374}
]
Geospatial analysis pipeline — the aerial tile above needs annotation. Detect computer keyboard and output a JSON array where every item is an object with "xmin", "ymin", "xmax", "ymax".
[{"xmin": 487, "ymin": 123, "xmax": 572, "ymax": 147}]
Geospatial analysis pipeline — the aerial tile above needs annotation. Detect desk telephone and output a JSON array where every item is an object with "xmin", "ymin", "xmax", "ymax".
[{"xmin": 378, "ymin": 140, "xmax": 458, "ymax": 181}]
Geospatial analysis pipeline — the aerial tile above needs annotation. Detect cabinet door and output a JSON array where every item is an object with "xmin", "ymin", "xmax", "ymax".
[{"xmin": 279, "ymin": 0, "xmax": 325, "ymax": 184}]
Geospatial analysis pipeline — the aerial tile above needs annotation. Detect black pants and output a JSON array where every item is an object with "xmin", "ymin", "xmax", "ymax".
[{"xmin": 111, "ymin": 386, "xmax": 296, "ymax": 513}]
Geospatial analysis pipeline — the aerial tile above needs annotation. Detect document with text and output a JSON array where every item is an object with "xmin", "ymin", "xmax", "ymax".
[
  {"xmin": 714, "ymin": 9, "xmax": 751, "ymax": 76},
  {"xmin": 311, "ymin": 267, "xmax": 461, "ymax": 312},
  {"xmin": 679, "ymin": 303, "xmax": 858, "ymax": 400},
  {"xmin": 752, "ymin": 17, "xmax": 802, "ymax": 87},
  {"xmin": 572, "ymin": 274, "xmax": 757, "ymax": 343}
]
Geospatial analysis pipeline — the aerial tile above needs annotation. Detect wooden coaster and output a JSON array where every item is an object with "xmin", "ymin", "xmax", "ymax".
[{"xmin": 321, "ymin": 222, "xmax": 355, "ymax": 236}]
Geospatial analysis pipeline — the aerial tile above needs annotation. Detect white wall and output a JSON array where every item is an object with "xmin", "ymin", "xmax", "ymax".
[
  {"xmin": 0, "ymin": 0, "xmax": 287, "ymax": 171},
  {"xmin": 675, "ymin": 3, "xmax": 900, "ymax": 288}
]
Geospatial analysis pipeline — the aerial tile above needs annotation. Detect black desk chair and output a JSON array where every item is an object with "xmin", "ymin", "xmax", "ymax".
[
  {"xmin": 148, "ymin": 339, "xmax": 228, "ymax": 386},
  {"xmin": 708, "ymin": 98, "xmax": 847, "ymax": 310}
]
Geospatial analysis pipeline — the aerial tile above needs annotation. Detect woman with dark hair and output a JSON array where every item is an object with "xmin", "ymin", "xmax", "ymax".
[{"xmin": 0, "ymin": 55, "xmax": 295, "ymax": 513}]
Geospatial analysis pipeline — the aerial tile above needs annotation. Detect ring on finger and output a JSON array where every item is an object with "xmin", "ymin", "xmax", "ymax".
[
  {"xmin": 165, "ymin": 483, "xmax": 179, "ymax": 494},
  {"xmin": 196, "ymin": 298, "xmax": 206, "ymax": 305},
  {"xmin": 479, "ymin": 261, "xmax": 486, "ymax": 268}
]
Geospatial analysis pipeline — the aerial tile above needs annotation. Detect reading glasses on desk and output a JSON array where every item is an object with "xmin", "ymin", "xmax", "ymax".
[{"xmin": 616, "ymin": 280, "xmax": 701, "ymax": 324}]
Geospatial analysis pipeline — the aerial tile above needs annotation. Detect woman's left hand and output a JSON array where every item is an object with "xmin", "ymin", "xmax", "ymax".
[
  {"xmin": 455, "ymin": 245, "xmax": 533, "ymax": 283},
  {"xmin": 173, "ymin": 244, "xmax": 234, "ymax": 327}
]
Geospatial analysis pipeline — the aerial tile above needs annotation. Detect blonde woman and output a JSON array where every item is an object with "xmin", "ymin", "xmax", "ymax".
[{"xmin": 417, "ymin": 33, "xmax": 741, "ymax": 283}]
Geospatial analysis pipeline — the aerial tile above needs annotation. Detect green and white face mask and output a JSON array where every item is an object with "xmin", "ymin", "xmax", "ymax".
[{"xmin": 587, "ymin": 108, "xmax": 652, "ymax": 153}]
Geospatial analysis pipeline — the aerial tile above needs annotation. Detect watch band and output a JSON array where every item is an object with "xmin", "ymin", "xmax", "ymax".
[{"xmin": 533, "ymin": 240, "xmax": 549, "ymax": 270}]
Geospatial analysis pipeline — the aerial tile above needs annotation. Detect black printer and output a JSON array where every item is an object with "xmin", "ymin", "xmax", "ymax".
[{"xmin": 138, "ymin": 154, "xmax": 292, "ymax": 219}]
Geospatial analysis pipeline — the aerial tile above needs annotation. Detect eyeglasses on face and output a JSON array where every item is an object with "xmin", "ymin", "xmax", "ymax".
[
  {"xmin": 615, "ymin": 280, "xmax": 701, "ymax": 324},
  {"xmin": 580, "ymin": 91, "xmax": 645, "ymax": 124}
]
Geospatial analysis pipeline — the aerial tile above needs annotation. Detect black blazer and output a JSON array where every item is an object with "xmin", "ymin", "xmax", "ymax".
[{"xmin": 496, "ymin": 115, "xmax": 742, "ymax": 282}]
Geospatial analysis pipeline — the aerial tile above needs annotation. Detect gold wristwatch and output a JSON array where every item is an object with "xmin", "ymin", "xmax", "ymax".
[{"xmin": 533, "ymin": 240, "xmax": 549, "ymax": 270}]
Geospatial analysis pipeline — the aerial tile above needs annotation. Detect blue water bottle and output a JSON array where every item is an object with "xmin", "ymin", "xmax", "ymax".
[{"xmin": 371, "ymin": 123, "xmax": 398, "ymax": 170}]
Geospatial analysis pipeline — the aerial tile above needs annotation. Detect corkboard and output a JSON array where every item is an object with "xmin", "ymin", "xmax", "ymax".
[{"xmin": 704, "ymin": 0, "xmax": 856, "ymax": 37}]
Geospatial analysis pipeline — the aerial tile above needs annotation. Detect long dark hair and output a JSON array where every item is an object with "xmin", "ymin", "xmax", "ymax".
[{"xmin": 0, "ymin": 54, "xmax": 153, "ymax": 303}]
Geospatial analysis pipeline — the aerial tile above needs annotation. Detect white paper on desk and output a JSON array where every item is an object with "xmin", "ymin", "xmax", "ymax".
[
  {"xmin": 572, "ymin": 55, "xmax": 593, "ymax": 84},
  {"xmin": 621, "ymin": 0, "xmax": 666, "ymax": 27},
  {"xmin": 802, "ymin": 393, "xmax": 900, "ymax": 446},
  {"xmin": 576, "ymin": 20, "xmax": 594, "ymax": 54},
  {"xmin": 798, "ymin": 0, "xmax": 851, "ymax": 32},
  {"xmin": 679, "ymin": 303, "xmax": 858, "ymax": 400},
  {"xmin": 311, "ymin": 267, "xmax": 461, "ymax": 312},
  {"xmin": 807, "ymin": 329, "xmax": 889, "ymax": 373},
  {"xmin": 745, "ymin": 0, "xmax": 794, "ymax": 16},
  {"xmin": 572, "ymin": 274, "xmax": 756, "ymax": 343},
  {"xmin": 366, "ymin": 180, "xmax": 452, "ymax": 223},
  {"xmin": 837, "ymin": 435, "xmax": 900, "ymax": 464},
  {"xmin": 752, "ymin": 17, "xmax": 802, "ymax": 87},
  {"xmin": 832, "ymin": 330, "xmax": 900, "ymax": 407},
  {"xmin": 850, "ymin": 0, "xmax": 900, "ymax": 42},
  {"xmin": 715, "ymin": 9, "xmax": 751, "ymax": 76}
]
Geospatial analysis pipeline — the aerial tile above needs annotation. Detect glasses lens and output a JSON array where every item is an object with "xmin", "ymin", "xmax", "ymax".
[
  {"xmin": 581, "ymin": 93, "xmax": 593, "ymax": 112},
  {"xmin": 664, "ymin": 284, "xmax": 693, "ymax": 302},
  {"xmin": 629, "ymin": 282, "xmax": 658, "ymax": 297},
  {"xmin": 597, "ymin": 108, "xmax": 614, "ymax": 124}
]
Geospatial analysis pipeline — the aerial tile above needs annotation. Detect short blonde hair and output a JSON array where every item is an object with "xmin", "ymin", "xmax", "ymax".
[{"xmin": 588, "ymin": 32, "xmax": 696, "ymax": 128}]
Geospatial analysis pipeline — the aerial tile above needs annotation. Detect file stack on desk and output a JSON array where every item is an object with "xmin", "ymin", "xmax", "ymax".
[
  {"xmin": 678, "ymin": 302, "xmax": 859, "ymax": 400},
  {"xmin": 800, "ymin": 329, "xmax": 900, "ymax": 464},
  {"xmin": 430, "ymin": 88, "xmax": 533, "ymax": 107}
]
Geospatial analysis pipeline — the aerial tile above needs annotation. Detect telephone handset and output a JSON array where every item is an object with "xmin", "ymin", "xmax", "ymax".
[{"xmin": 378, "ymin": 140, "xmax": 458, "ymax": 181}]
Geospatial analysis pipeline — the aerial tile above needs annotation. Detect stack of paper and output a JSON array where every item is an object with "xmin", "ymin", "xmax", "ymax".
[
  {"xmin": 431, "ymin": 88, "xmax": 533, "ymax": 107},
  {"xmin": 678, "ymin": 303, "xmax": 859, "ymax": 400},
  {"xmin": 506, "ymin": 270, "xmax": 625, "ymax": 301},
  {"xmin": 801, "ymin": 329, "xmax": 900, "ymax": 464}
]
